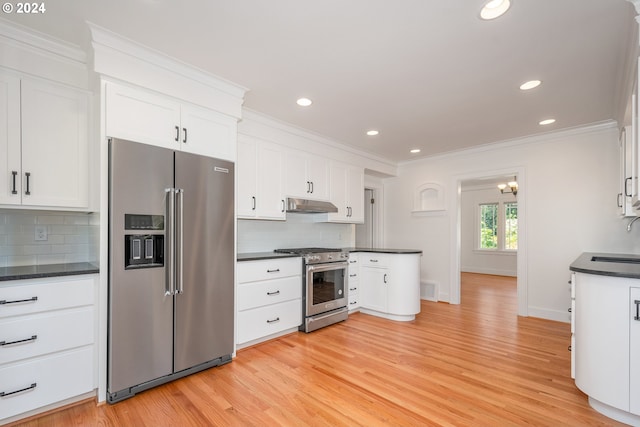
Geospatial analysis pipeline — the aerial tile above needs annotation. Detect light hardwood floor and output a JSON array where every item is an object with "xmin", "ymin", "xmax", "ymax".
[{"xmin": 10, "ymin": 273, "xmax": 623, "ymax": 426}]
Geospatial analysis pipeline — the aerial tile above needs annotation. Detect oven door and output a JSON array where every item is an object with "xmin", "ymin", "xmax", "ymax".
[{"xmin": 305, "ymin": 261, "xmax": 348, "ymax": 317}]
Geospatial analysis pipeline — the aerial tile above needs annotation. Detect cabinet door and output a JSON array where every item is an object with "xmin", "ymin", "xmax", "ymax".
[
  {"xmin": 21, "ymin": 79, "xmax": 89, "ymax": 208},
  {"xmin": 631, "ymin": 287, "xmax": 640, "ymax": 415},
  {"xmin": 360, "ymin": 266, "xmax": 387, "ymax": 312},
  {"xmin": 307, "ymin": 155, "xmax": 329, "ymax": 200},
  {"xmin": 180, "ymin": 103, "xmax": 236, "ymax": 161},
  {"xmin": 574, "ymin": 273, "xmax": 629, "ymax": 411},
  {"xmin": 237, "ymin": 138, "xmax": 257, "ymax": 218},
  {"xmin": 328, "ymin": 162, "xmax": 348, "ymax": 221},
  {"xmin": 284, "ymin": 149, "xmax": 310, "ymax": 198},
  {"xmin": 0, "ymin": 72, "xmax": 21, "ymax": 205},
  {"xmin": 105, "ymin": 82, "xmax": 181, "ymax": 150},
  {"xmin": 256, "ymin": 143, "xmax": 285, "ymax": 219},
  {"xmin": 347, "ymin": 166, "xmax": 364, "ymax": 223}
]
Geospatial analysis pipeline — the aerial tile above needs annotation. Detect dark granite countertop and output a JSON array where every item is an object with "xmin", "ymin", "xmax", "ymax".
[
  {"xmin": 570, "ymin": 252, "xmax": 640, "ymax": 279},
  {"xmin": 237, "ymin": 252, "xmax": 302, "ymax": 262},
  {"xmin": 346, "ymin": 248, "xmax": 423, "ymax": 255},
  {"xmin": 0, "ymin": 262, "xmax": 99, "ymax": 282}
]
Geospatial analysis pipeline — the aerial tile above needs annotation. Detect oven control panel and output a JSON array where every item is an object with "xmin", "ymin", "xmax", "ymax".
[{"xmin": 305, "ymin": 251, "xmax": 349, "ymax": 264}]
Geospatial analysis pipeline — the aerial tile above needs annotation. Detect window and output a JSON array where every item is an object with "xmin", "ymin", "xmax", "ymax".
[
  {"xmin": 478, "ymin": 202, "xmax": 518, "ymax": 251},
  {"xmin": 504, "ymin": 202, "xmax": 518, "ymax": 250},
  {"xmin": 479, "ymin": 203, "xmax": 498, "ymax": 249}
]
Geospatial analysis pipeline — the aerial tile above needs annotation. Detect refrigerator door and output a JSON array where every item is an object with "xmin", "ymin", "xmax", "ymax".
[
  {"xmin": 108, "ymin": 139, "xmax": 174, "ymax": 394},
  {"xmin": 174, "ymin": 151, "xmax": 235, "ymax": 372}
]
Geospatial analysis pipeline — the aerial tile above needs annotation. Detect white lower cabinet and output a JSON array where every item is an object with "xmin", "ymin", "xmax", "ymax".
[
  {"xmin": 236, "ymin": 258, "xmax": 302, "ymax": 348},
  {"xmin": 347, "ymin": 254, "xmax": 360, "ymax": 312},
  {"xmin": 573, "ymin": 272, "xmax": 640, "ymax": 425},
  {"xmin": 358, "ymin": 252, "xmax": 421, "ymax": 321},
  {"xmin": 0, "ymin": 275, "xmax": 96, "ymax": 423}
]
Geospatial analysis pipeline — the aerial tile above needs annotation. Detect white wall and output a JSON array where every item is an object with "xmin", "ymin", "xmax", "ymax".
[
  {"xmin": 384, "ymin": 122, "xmax": 640, "ymax": 322},
  {"xmin": 460, "ymin": 186, "xmax": 517, "ymax": 276}
]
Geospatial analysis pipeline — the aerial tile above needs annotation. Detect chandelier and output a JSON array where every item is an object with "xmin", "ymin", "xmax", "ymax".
[{"xmin": 498, "ymin": 177, "xmax": 518, "ymax": 196}]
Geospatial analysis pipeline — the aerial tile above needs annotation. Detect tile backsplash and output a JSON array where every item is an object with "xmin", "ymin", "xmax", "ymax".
[
  {"xmin": 237, "ymin": 214, "xmax": 354, "ymax": 253},
  {"xmin": 0, "ymin": 209, "xmax": 99, "ymax": 267}
]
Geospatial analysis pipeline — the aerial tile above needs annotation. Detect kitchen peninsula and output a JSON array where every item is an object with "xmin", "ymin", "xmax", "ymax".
[{"xmin": 570, "ymin": 253, "xmax": 640, "ymax": 426}]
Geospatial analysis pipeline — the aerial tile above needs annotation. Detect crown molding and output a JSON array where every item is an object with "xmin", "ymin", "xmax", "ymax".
[
  {"xmin": 0, "ymin": 17, "xmax": 86, "ymax": 63},
  {"xmin": 398, "ymin": 120, "xmax": 618, "ymax": 167},
  {"xmin": 628, "ymin": 0, "xmax": 640, "ymax": 16}
]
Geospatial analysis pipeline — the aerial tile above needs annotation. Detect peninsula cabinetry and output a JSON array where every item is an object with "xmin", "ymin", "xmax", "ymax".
[
  {"xmin": 237, "ymin": 136, "xmax": 285, "ymax": 220},
  {"xmin": 570, "ymin": 263, "xmax": 640, "ymax": 425},
  {"xmin": 0, "ymin": 275, "xmax": 96, "ymax": 423},
  {"xmin": 347, "ymin": 254, "xmax": 360, "ymax": 312},
  {"xmin": 0, "ymin": 73, "xmax": 89, "ymax": 209},
  {"xmin": 105, "ymin": 82, "xmax": 237, "ymax": 161},
  {"xmin": 236, "ymin": 257, "xmax": 302, "ymax": 348},
  {"xmin": 359, "ymin": 252, "xmax": 421, "ymax": 321}
]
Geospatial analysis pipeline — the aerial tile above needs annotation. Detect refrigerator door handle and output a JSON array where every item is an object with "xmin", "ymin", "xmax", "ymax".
[
  {"xmin": 176, "ymin": 188, "xmax": 184, "ymax": 294},
  {"xmin": 165, "ymin": 188, "xmax": 175, "ymax": 296}
]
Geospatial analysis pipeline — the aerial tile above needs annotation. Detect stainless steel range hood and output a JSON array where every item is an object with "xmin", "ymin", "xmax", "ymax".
[{"xmin": 286, "ymin": 198, "xmax": 338, "ymax": 213}]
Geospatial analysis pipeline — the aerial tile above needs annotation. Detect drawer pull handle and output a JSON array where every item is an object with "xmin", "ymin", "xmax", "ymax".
[
  {"xmin": 266, "ymin": 317, "xmax": 280, "ymax": 324},
  {"xmin": 350, "ymin": 301, "xmax": 357, "ymax": 305},
  {"xmin": 267, "ymin": 290, "xmax": 280, "ymax": 296},
  {"xmin": 370, "ymin": 259, "xmax": 378, "ymax": 263},
  {"xmin": 266, "ymin": 269, "xmax": 280, "ymax": 273},
  {"xmin": 349, "ymin": 287, "xmax": 357, "ymax": 291},
  {"xmin": 634, "ymin": 300, "xmax": 640, "ymax": 321},
  {"xmin": 350, "ymin": 274, "xmax": 357, "ymax": 277},
  {"xmin": 349, "ymin": 260, "xmax": 357, "ymax": 264},
  {"xmin": 0, "ymin": 335, "xmax": 37, "ymax": 346},
  {"xmin": 0, "ymin": 383, "xmax": 37, "ymax": 397},
  {"xmin": 0, "ymin": 296, "xmax": 38, "ymax": 305}
]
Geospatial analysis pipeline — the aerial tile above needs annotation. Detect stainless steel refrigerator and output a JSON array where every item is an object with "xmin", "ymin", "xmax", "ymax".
[{"xmin": 107, "ymin": 138, "xmax": 234, "ymax": 403}]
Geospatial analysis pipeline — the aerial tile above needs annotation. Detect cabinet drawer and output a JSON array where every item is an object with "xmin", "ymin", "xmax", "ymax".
[
  {"xmin": 0, "ymin": 307, "xmax": 93, "ymax": 365},
  {"xmin": 348, "ymin": 293, "xmax": 360, "ymax": 310},
  {"xmin": 237, "ymin": 276, "xmax": 301, "ymax": 311},
  {"xmin": 237, "ymin": 258, "xmax": 301, "ymax": 283},
  {"xmin": 237, "ymin": 299, "xmax": 301, "ymax": 344},
  {"xmin": 0, "ymin": 346, "xmax": 93, "ymax": 422},
  {"xmin": 360, "ymin": 254, "xmax": 389, "ymax": 268},
  {"xmin": 0, "ymin": 277, "xmax": 94, "ymax": 319}
]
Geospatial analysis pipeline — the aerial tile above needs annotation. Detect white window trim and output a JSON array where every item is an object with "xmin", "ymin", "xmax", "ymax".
[{"xmin": 476, "ymin": 200, "xmax": 518, "ymax": 252}]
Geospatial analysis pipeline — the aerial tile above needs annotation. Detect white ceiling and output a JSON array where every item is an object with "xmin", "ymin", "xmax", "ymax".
[{"xmin": 2, "ymin": 0, "xmax": 636, "ymax": 162}]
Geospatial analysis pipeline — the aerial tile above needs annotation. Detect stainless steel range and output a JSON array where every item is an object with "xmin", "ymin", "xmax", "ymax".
[{"xmin": 274, "ymin": 248, "xmax": 349, "ymax": 332}]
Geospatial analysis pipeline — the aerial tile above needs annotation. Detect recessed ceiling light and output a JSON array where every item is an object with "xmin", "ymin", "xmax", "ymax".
[
  {"xmin": 539, "ymin": 118, "xmax": 556, "ymax": 125},
  {"xmin": 296, "ymin": 98, "xmax": 312, "ymax": 107},
  {"xmin": 480, "ymin": 0, "xmax": 511, "ymax": 20},
  {"xmin": 410, "ymin": 149, "xmax": 421, "ymax": 154},
  {"xmin": 520, "ymin": 80, "xmax": 541, "ymax": 91},
  {"xmin": 366, "ymin": 130, "xmax": 379, "ymax": 136}
]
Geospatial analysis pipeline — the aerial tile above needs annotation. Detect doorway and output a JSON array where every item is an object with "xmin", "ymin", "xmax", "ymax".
[
  {"xmin": 356, "ymin": 188, "xmax": 377, "ymax": 248},
  {"xmin": 459, "ymin": 176, "xmax": 518, "ymax": 310},
  {"xmin": 451, "ymin": 169, "xmax": 527, "ymax": 316}
]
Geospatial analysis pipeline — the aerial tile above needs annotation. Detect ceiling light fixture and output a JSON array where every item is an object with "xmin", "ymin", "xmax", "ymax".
[
  {"xmin": 296, "ymin": 97, "xmax": 312, "ymax": 107},
  {"xmin": 497, "ymin": 176, "xmax": 518, "ymax": 196},
  {"xmin": 480, "ymin": 0, "xmax": 511, "ymax": 20},
  {"xmin": 539, "ymin": 118, "xmax": 556, "ymax": 125},
  {"xmin": 410, "ymin": 149, "xmax": 421, "ymax": 154},
  {"xmin": 520, "ymin": 80, "xmax": 541, "ymax": 90},
  {"xmin": 366, "ymin": 130, "xmax": 379, "ymax": 136}
]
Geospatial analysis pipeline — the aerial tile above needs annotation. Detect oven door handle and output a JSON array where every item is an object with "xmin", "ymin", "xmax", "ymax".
[{"xmin": 306, "ymin": 261, "xmax": 349, "ymax": 272}]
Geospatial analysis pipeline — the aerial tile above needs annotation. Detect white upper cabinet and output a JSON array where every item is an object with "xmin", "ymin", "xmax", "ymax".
[
  {"xmin": 105, "ymin": 82, "xmax": 237, "ymax": 161},
  {"xmin": 237, "ymin": 137, "xmax": 285, "ymax": 220},
  {"xmin": 284, "ymin": 148, "xmax": 329, "ymax": 201},
  {"xmin": 619, "ymin": 125, "xmax": 637, "ymax": 216},
  {"xmin": 328, "ymin": 161, "xmax": 364, "ymax": 223},
  {"xmin": 0, "ymin": 73, "xmax": 89, "ymax": 209},
  {"xmin": 0, "ymin": 73, "xmax": 20, "ymax": 206}
]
